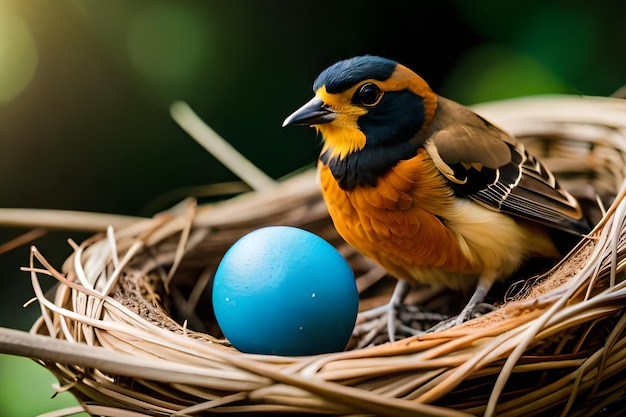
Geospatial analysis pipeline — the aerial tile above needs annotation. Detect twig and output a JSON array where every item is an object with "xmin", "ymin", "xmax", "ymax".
[
  {"xmin": 170, "ymin": 101, "xmax": 277, "ymax": 192},
  {"xmin": 0, "ymin": 208, "xmax": 145, "ymax": 232},
  {"xmin": 0, "ymin": 228, "xmax": 47, "ymax": 255}
]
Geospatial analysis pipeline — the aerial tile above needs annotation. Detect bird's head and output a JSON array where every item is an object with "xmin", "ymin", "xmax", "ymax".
[{"xmin": 283, "ymin": 55, "xmax": 438, "ymax": 162}]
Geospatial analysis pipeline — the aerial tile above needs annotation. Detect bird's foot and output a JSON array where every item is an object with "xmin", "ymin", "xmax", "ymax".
[
  {"xmin": 352, "ymin": 280, "xmax": 449, "ymax": 347},
  {"xmin": 427, "ymin": 302, "xmax": 496, "ymax": 333},
  {"xmin": 428, "ymin": 271, "xmax": 499, "ymax": 333}
]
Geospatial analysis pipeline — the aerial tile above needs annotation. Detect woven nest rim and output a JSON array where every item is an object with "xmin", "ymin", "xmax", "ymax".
[{"xmin": 2, "ymin": 94, "xmax": 626, "ymax": 417}]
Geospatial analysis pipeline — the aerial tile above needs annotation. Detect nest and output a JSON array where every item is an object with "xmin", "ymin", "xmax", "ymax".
[{"xmin": 10, "ymin": 94, "xmax": 626, "ymax": 416}]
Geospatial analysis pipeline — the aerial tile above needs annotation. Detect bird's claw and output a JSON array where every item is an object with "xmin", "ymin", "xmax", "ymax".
[
  {"xmin": 427, "ymin": 302, "xmax": 496, "ymax": 333},
  {"xmin": 353, "ymin": 293, "xmax": 450, "ymax": 347}
]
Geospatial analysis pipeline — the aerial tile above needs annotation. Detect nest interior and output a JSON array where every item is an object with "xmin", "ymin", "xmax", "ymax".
[{"xmin": 22, "ymin": 94, "xmax": 626, "ymax": 417}]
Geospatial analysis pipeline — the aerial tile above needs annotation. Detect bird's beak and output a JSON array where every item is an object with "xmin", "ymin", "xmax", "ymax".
[{"xmin": 282, "ymin": 96, "xmax": 336, "ymax": 127}]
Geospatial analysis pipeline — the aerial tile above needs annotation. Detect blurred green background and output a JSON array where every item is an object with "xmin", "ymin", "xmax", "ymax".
[{"xmin": 0, "ymin": 0, "xmax": 623, "ymax": 415}]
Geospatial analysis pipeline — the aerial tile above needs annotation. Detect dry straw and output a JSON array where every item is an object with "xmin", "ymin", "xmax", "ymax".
[{"xmin": 2, "ymin": 94, "xmax": 626, "ymax": 417}]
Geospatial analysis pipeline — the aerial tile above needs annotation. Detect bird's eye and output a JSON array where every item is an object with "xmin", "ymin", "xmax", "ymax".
[{"xmin": 355, "ymin": 83, "xmax": 382, "ymax": 106}]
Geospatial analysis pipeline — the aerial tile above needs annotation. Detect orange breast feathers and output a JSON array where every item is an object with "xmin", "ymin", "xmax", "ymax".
[{"xmin": 318, "ymin": 149, "xmax": 559, "ymax": 290}]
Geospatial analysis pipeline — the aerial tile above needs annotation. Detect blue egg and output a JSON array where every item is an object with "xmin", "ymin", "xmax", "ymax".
[{"xmin": 212, "ymin": 226, "xmax": 358, "ymax": 356}]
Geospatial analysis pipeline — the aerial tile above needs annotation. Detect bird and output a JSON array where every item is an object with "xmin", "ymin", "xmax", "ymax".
[{"xmin": 282, "ymin": 55, "xmax": 591, "ymax": 340}]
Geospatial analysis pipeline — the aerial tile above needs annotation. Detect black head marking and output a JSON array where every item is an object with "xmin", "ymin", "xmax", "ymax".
[
  {"xmin": 321, "ymin": 140, "xmax": 420, "ymax": 190},
  {"xmin": 313, "ymin": 56, "xmax": 428, "ymax": 190}
]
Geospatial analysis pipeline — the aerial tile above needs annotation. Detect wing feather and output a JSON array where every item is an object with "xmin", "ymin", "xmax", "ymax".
[{"xmin": 425, "ymin": 97, "xmax": 589, "ymax": 235}]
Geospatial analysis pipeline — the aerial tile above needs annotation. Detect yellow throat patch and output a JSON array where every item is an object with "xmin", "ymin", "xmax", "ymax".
[{"xmin": 314, "ymin": 85, "xmax": 367, "ymax": 160}]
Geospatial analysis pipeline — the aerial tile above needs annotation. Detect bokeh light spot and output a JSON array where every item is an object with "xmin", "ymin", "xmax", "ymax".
[
  {"xmin": 127, "ymin": 4, "xmax": 207, "ymax": 88},
  {"xmin": 513, "ymin": 5, "xmax": 598, "ymax": 80},
  {"xmin": 0, "ymin": 10, "xmax": 38, "ymax": 106},
  {"xmin": 441, "ymin": 45, "xmax": 572, "ymax": 105}
]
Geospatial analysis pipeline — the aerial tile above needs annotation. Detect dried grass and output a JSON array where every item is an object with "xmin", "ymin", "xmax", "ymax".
[{"xmin": 1, "ymin": 94, "xmax": 626, "ymax": 416}]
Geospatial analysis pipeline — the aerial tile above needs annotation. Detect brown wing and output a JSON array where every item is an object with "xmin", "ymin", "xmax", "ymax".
[{"xmin": 424, "ymin": 96, "xmax": 589, "ymax": 235}]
